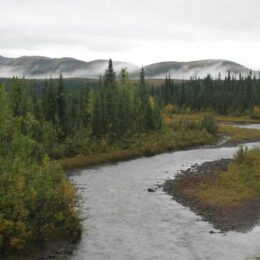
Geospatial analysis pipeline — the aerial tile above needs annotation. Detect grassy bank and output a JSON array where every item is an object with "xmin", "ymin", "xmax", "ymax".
[
  {"xmin": 193, "ymin": 147, "xmax": 260, "ymax": 207},
  {"xmin": 59, "ymin": 128, "xmax": 215, "ymax": 170},
  {"xmin": 172, "ymin": 112, "xmax": 260, "ymax": 124},
  {"xmin": 174, "ymin": 112, "xmax": 260, "ymax": 143},
  {"xmin": 164, "ymin": 147, "xmax": 260, "ymax": 232},
  {"xmin": 218, "ymin": 125, "xmax": 260, "ymax": 143},
  {"xmin": 59, "ymin": 116, "xmax": 260, "ymax": 170}
]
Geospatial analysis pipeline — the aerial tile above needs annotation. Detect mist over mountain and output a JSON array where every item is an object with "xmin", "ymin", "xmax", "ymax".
[
  {"xmin": 0, "ymin": 55, "xmax": 252, "ymax": 79},
  {"xmin": 142, "ymin": 60, "xmax": 251, "ymax": 79},
  {"xmin": 0, "ymin": 56, "xmax": 139, "ymax": 79}
]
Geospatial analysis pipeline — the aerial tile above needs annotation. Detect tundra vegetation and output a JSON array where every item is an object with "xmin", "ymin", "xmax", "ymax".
[
  {"xmin": 163, "ymin": 147, "xmax": 260, "ymax": 232},
  {"xmin": 193, "ymin": 147, "xmax": 260, "ymax": 207},
  {"xmin": 1, "ymin": 60, "xmax": 260, "ymax": 256}
]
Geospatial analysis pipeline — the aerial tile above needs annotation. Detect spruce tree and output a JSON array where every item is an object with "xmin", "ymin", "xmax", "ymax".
[
  {"xmin": 104, "ymin": 59, "xmax": 116, "ymax": 87},
  {"xmin": 139, "ymin": 67, "xmax": 146, "ymax": 101},
  {"xmin": 57, "ymin": 74, "xmax": 66, "ymax": 130}
]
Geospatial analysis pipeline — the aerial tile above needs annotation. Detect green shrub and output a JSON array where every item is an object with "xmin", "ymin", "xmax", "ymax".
[
  {"xmin": 201, "ymin": 115, "xmax": 218, "ymax": 135},
  {"xmin": 235, "ymin": 146, "xmax": 248, "ymax": 164}
]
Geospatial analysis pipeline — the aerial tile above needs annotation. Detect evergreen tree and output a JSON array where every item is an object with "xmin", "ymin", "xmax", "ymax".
[
  {"xmin": 139, "ymin": 67, "xmax": 146, "ymax": 101},
  {"xmin": 104, "ymin": 59, "xmax": 116, "ymax": 87},
  {"xmin": 57, "ymin": 74, "xmax": 66, "ymax": 131}
]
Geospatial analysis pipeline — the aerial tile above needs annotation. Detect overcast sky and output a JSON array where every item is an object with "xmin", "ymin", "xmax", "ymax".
[{"xmin": 1, "ymin": 0, "xmax": 260, "ymax": 69}]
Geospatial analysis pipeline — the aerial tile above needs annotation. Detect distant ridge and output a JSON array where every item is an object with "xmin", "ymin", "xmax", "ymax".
[{"xmin": 0, "ymin": 55, "xmax": 252, "ymax": 79}]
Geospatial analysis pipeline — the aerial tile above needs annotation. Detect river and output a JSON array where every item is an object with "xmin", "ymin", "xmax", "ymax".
[{"xmin": 68, "ymin": 126, "xmax": 260, "ymax": 260}]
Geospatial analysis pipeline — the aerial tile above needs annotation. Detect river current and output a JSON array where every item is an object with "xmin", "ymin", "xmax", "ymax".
[{"xmin": 68, "ymin": 125, "xmax": 260, "ymax": 260}]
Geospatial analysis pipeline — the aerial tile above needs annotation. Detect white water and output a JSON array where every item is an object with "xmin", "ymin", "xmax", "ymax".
[{"xmin": 68, "ymin": 128, "xmax": 260, "ymax": 260}]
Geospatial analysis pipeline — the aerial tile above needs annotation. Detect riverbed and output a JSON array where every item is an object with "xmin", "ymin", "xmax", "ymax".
[{"xmin": 68, "ymin": 126, "xmax": 260, "ymax": 260}]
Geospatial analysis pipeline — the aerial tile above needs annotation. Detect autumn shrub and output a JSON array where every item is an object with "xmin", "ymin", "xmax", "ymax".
[
  {"xmin": 0, "ymin": 158, "xmax": 81, "ymax": 256},
  {"xmin": 250, "ymin": 106, "xmax": 260, "ymax": 119}
]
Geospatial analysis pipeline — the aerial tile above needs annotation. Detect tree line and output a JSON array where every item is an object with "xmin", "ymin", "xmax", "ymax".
[
  {"xmin": 2, "ymin": 61, "xmax": 259, "ymax": 162},
  {"xmin": 160, "ymin": 72, "xmax": 260, "ymax": 115},
  {"xmin": 0, "ymin": 60, "xmax": 163, "ymax": 159}
]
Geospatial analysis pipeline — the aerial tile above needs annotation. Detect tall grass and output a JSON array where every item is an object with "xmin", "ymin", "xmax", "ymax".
[
  {"xmin": 218, "ymin": 125, "xmax": 260, "ymax": 143},
  {"xmin": 193, "ymin": 147, "xmax": 260, "ymax": 207}
]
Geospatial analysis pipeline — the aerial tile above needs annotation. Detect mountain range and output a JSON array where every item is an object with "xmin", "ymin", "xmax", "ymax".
[{"xmin": 0, "ymin": 55, "xmax": 253, "ymax": 79}]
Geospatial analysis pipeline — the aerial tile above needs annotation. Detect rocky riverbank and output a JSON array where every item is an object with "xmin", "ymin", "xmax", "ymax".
[{"xmin": 163, "ymin": 159, "xmax": 260, "ymax": 232}]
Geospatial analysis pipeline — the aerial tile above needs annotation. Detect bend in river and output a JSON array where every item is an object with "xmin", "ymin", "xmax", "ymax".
[{"xmin": 68, "ymin": 125, "xmax": 260, "ymax": 260}]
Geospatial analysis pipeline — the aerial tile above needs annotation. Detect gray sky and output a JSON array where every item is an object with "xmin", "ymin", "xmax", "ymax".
[{"xmin": 1, "ymin": 0, "xmax": 260, "ymax": 69}]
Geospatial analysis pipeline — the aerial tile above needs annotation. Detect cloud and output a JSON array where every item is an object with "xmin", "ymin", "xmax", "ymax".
[{"xmin": 0, "ymin": 0, "xmax": 260, "ymax": 68}]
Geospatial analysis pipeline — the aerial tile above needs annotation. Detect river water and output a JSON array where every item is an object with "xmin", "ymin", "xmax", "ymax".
[{"xmin": 68, "ymin": 126, "xmax": 260, "ymax": 260}]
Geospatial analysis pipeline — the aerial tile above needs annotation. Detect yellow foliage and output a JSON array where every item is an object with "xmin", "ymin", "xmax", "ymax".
[
  {"xmin": 148, "ymin": 96, "xmax": 155, "ymax": 109},
  {"xmin": 253, "ymin": 106, "xmax": 260, "ymax": 114},
  {"xmin": 165, "ymin": 104, "xmax": 174, "ymax": 114},
  {"xmin": 162, "ymin": 114, "xmax": 173, "ymax": 127},
  {"xmin": 10, "ymin": 237, "xmax": 25, "ymax": 250}
]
